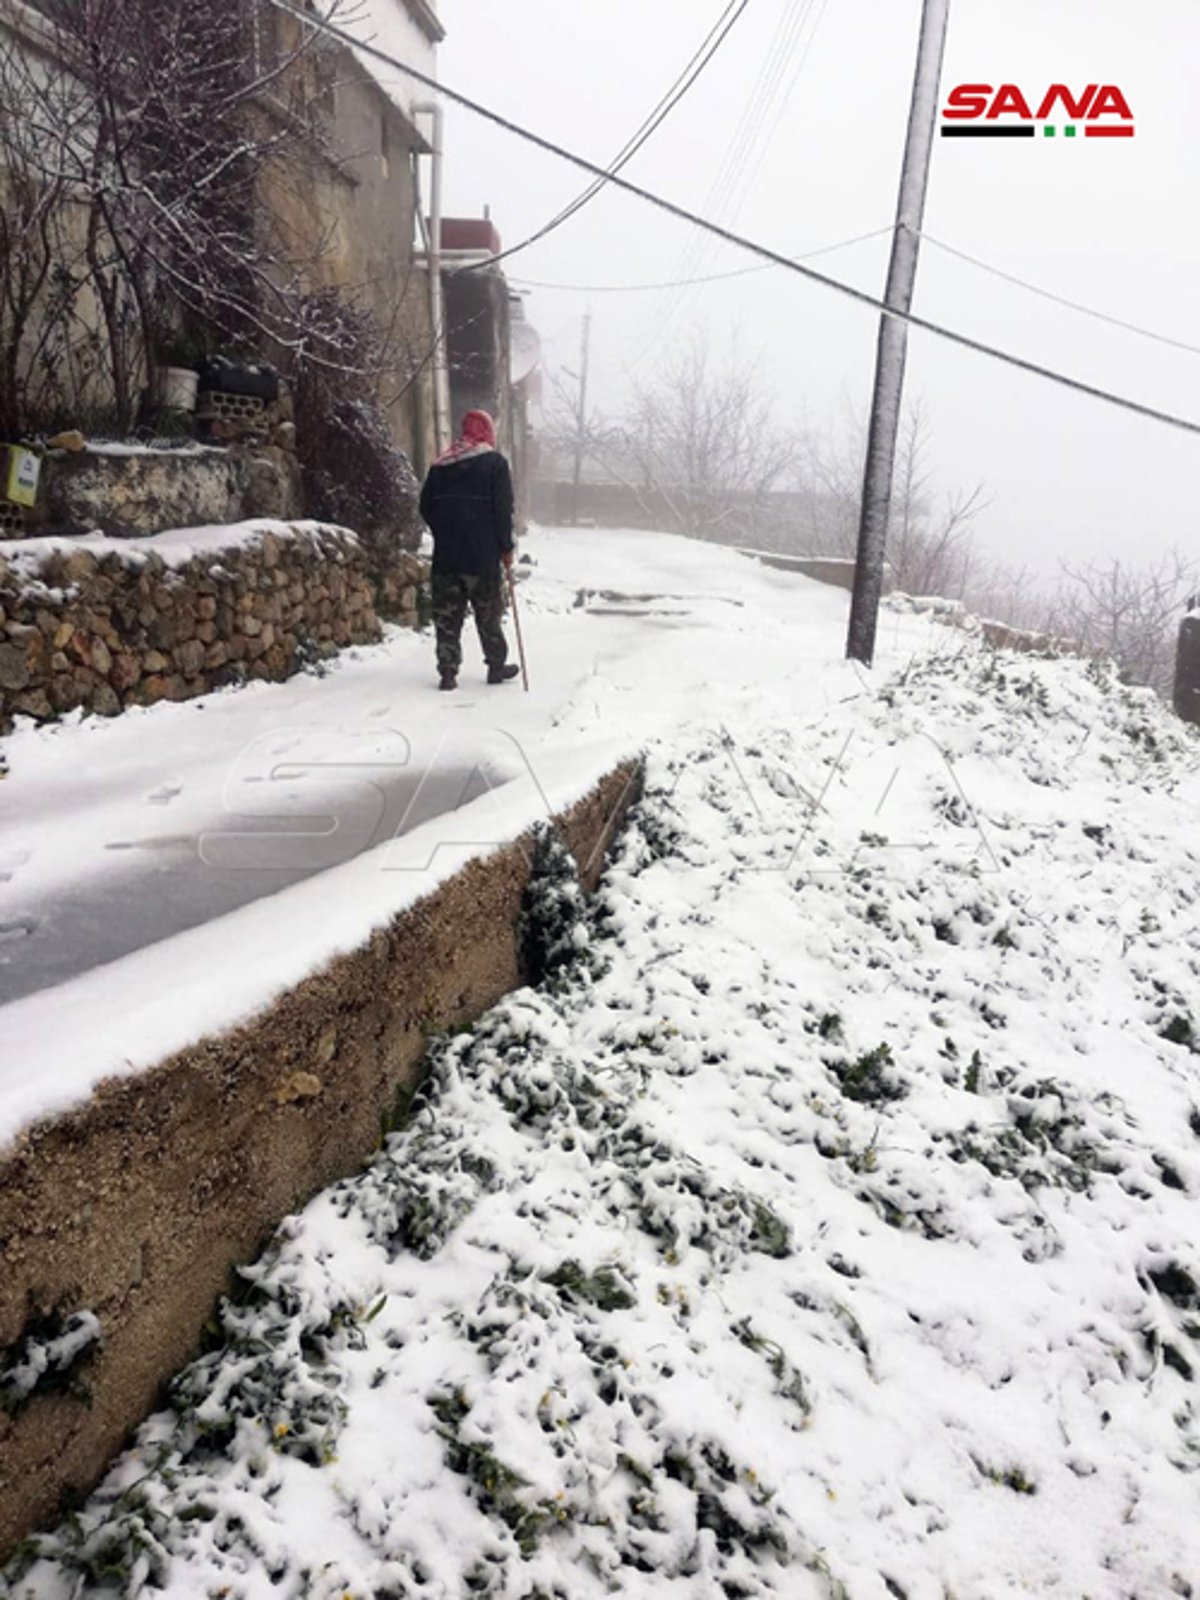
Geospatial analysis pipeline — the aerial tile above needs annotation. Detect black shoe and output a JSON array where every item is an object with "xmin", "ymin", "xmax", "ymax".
[
  {"xmin": 487, "ymin": 663, "xmax": 521, "ymax": 685},
  {"xmin": 438, "ymin": 670, "xmax": 458, "ymax": 691}
]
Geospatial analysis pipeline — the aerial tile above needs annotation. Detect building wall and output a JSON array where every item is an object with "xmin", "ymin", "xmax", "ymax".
[
  {"xmin": 443, "ymin": 266, "xmax": 539, "ymax": 527},
  {"xmin": 444, "ymin": 269, "xmax": 511, "ymax": 443},
  {"xmin": 349, "ymin": 0, "xmax": 441, "ymax": 124},
  {"xmin": 258, "ymin": 23, "xmax": 435, "ymax": 470},
  {"xmin": 0, "ymin": 0, "xmax": 439, "ymax": 471}
]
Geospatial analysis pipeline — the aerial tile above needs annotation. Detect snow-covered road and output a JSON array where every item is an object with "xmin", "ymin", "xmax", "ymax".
[{"xmin": 0, "ymin": 529, "xmax": 792, "ymax": 1004}]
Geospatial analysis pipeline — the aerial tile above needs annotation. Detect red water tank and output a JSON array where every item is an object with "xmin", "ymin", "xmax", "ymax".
[{"xmin": 440, "ymin": 217, "xmax": 502, "ymax": 254}]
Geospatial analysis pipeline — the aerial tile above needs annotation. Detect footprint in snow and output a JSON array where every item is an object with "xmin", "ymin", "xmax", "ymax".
[
  {"xmin": 0, "ymin": 846, "xmax": 32, "ymax": 882},
  {"xmin": 0, "ymin": 915, "xmax": 37, "ymax": 948},
  {"xmin": 147, "ymin": 784, "xmax": 182, "ymax": 806}
]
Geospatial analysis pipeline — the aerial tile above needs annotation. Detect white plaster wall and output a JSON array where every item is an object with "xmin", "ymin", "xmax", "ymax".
[{"xmin": 351, "ymin": 0, "xmax": 438, "ymax": 123}]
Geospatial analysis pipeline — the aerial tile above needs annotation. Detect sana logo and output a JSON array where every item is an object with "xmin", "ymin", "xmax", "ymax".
[{"xmin": 940, "ymin": 84, "xmax": 1135, "ymax": 138}]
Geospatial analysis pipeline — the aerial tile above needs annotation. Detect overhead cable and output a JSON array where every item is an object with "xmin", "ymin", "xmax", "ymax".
[
  {"xmin": 266, "ymin": 0, "xmax": 1200, "ymax": 439},
  {"xmin": 916, "ymin": 227, "xmax": 1200, "ymax": 359},
  {"xmin": 480, "ymin": 0, "xmax": 751, "ymax": 274},
  {"xmin": 508, "ymin": 224, "xmax": 894, "ymax": 293}
]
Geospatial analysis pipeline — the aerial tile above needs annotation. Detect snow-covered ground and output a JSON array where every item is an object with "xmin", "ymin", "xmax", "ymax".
[{"xmin": 4, "ymin": 527, "xmax": 1200, "ymax": 1597}]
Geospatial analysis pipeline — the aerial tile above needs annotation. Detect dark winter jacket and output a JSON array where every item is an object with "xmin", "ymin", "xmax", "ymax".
[{"xmin": 420, "ymin": 448, "xmax": 515, "ymax": 575}]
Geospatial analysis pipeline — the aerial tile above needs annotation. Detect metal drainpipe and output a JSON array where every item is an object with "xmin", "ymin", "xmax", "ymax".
[{"xmin": 415, "ymin": 101, "xmax": 451, "ymax": 456}]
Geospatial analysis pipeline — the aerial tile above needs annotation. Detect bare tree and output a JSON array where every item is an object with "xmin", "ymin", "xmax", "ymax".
[
  {"xmin": 960, "ymin": 558, "xmax": 1047, "ymax": 634},
  {"xmin": 886, "ymin": 400, "xmax": 988, "ymax": 596},
  {"xmin": 0, "ymin": 26, "xmax": 106, "ymax": 433},
  {"xmin": 792, "ymin": 416, "xmax": 862, "ymax": 557},
  {"xmin": 789, "ymin": 398, "xmax": 988, "ymax": 589},
  {"xmin": 623, "ymin": 332, "xmax": 798, "ymax": 542},
  {"xmin": 1043, "ymin": 549, "xmax": 1197, "ymax": 696}
]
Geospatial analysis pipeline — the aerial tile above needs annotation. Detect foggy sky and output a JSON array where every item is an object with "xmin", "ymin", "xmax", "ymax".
[{"xmin": 408, "ymin": 0, "xmax": 1198, "ymax": 578}]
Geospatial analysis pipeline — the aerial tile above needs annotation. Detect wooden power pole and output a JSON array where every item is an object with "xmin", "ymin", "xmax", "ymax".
[
  {"xmin": 846, "ymin": 0, "xmax": 951, "ymax": 666},
  {"xmin": 570, "ymin": 310, "xmax": 592, "ymax": 525}
]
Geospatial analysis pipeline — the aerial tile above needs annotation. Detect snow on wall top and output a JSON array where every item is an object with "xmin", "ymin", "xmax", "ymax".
[
  {"xmin": 0, "ymin": 519, "xmax": 361, "ymax": 588},
  {"xmin": 83, "ymin": 442, "xmax": 225, "ymax": 459}
]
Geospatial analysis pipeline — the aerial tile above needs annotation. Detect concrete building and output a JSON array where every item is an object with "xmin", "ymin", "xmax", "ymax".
[
  {"xmin": 254, "ymin": 0, "xmax": 448, "ymax": 472},
  {"xmin": 437, "ymin": 215, "xmax": 541, "ymax": 529}
]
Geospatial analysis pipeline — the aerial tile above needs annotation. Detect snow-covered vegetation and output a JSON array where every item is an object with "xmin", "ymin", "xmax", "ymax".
[
  {"xmin": 0, "ymin": 1312, "xmax": 100, "ymax": 1413},
  {"xmin": 5, "ymin": 636, "xmax": 1199, "ymax": 1599}
]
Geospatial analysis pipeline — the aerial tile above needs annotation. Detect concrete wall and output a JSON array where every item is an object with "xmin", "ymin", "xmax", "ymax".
[
  {"xmin": 531, "ymin": 478, "xmax": 841, "ymax": 553},
  {"xmin": 0, "ymin": 760, "xmax": 641, "ymax": 1561},
  {"xmin": 739, "ymin": 551, "xmax": 860, "ymax": 592},
  {"xmin": 444, "ymin": 268, "xmax": 513, "ymax": 456}
]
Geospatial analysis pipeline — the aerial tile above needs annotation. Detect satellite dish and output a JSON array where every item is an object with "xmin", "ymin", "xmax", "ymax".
[{"xmin": 510, "ymin": 321, "xmax": 541, "ymax": 384}]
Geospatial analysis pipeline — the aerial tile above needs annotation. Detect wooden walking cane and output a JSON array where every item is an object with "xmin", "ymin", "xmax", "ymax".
[{"xmin": 506, "ymin": 562, "xmax": 530, "ymax": 691}]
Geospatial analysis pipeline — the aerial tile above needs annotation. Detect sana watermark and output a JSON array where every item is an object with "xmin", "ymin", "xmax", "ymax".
[{"xmin": 940, "ymin": 83, "xmax": 1135, "ymax": 140}]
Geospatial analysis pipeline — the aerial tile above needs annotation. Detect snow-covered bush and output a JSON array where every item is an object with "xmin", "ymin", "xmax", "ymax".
[
  {"xmin": 518, "ymin": 826, "xmax": 595, "ymax": 987},
  {"xmin": 0, "ymin": 1308, "xmax": 101, "ymax": 1415}
]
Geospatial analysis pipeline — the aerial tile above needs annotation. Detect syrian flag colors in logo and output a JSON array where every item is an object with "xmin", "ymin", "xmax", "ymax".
[{"xmin": 941, "ymin": 84, "xmax": 1135, "ymax": 139}]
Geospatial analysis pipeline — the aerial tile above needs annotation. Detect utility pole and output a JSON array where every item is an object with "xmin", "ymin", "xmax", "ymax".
[
  {"xmin": 846, "ymin": 0, "xmax": 950, "ymax": 666},
  {"xmin": 415, "ymin": 103, "xmax": 452, "ymax": 459},
  {"xmin": 571, "ymin": 310, "xmax": 592, "ymax": 525}
]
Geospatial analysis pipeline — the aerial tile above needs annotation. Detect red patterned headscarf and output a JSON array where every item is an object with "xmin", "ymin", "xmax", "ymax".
[{"xmin": 437, "ymin": 409, "xmax": 497, "ymax": 463}]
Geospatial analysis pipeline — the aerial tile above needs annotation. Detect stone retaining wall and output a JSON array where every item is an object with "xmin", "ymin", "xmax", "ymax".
[
  {"xmin": 0, "ymin": 523, "xmax": 429, "ymax": 732},
  {"xmin": 886, "ymin": 592, "xmax": 1086, "ymax": 659},
  {"xmin": 0, "ymin": 760, "xmax": 642, "ymax": 1560}
]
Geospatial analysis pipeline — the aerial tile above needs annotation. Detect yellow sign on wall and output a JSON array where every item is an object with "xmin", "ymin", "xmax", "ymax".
[{"xmin": 6, "ymin": 446, "xmax": 41, "ymax": 508}]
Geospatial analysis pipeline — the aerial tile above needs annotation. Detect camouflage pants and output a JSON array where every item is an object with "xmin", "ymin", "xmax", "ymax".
[{"xmin": 431, "ymin": 568, "xmax": 509, "ymax": 673}]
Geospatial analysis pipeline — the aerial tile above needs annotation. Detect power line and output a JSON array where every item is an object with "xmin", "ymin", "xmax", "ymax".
[
  {"xmin": 267, "ymin": 0, "xmax": 1200, "ymax": 440},
  {"xmin": 480, "ymin": 0, "xmax": 750, "ymax": 274},
  {"xmin": 916, "ymin": 227, "xmax": 1200, "ymax": 359},
  {"xmin": 762, "ymin": 0, "xmax": 832, "ymax": 152},
  {"xmin": 507, "ymin": 224, "xmax": 894, "ymax": 293},
  {"xmin": 639, "ymin": 0, "xmax": 822, "ymax": 361},
  {"xmin": 539, "ymin": 215, "xmax": 1200, "ymax": 350}
]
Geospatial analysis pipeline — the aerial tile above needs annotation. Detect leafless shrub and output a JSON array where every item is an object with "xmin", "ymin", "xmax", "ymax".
[{"xmin": 293, "ymin": 290, "xmax": 421, "ymax": 552}]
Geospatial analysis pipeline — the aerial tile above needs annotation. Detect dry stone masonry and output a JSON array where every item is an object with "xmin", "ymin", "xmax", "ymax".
[{"xmin": 0, "ymin": 522, "xmax": 429, "ymax": 732}]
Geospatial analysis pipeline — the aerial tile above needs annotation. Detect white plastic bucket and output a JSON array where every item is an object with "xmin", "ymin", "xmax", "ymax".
[{"xmin": 159, "ymin": 366, "xmax": 199, "ymax": 412}]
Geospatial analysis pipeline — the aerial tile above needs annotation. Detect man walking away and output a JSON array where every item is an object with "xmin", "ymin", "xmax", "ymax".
[{"xmin": 419, "ymin": 409, "xmax": 520, "ymax": 691}]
